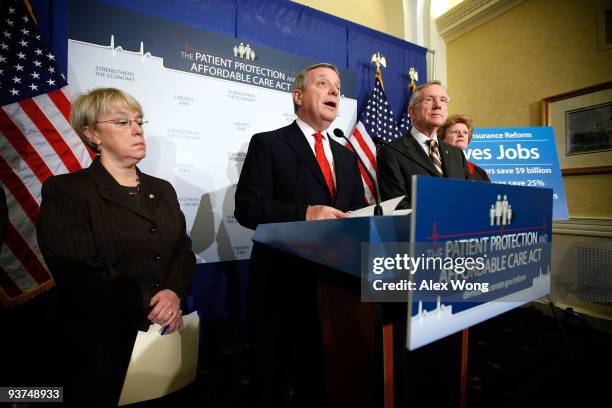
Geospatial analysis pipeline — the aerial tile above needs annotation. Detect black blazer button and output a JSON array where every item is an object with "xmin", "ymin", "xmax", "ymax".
[
  {"xmin": 152, "ymin": 280, "xmax": 161, "ymax": 289},
  {"xmin": 150, "ymin": 225, "xmax": 157, "ymax": 233},
  {"xmin": 153, "ymin": 253, "xmax": 161, "ymax": 262}
]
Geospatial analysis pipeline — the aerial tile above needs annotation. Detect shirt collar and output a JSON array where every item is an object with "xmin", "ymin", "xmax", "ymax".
[
  {"xmin": 296, "ymin": 117, "xmax": 329, "ymax": 140},
  {"xmin": 410, "ymin": 126, "xmax": 439, "ymax": 146}
]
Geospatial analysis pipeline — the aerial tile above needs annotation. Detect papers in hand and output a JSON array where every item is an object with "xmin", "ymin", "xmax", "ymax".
[
  {"xmin": 347, "ymin": 195, "xmax": 410, "ymax": 217},
  {"xmin": 118, "ymin": 311, "xmax": 200, "ymax": 406}
]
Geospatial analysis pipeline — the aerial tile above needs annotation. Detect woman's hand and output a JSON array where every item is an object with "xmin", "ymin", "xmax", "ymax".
[
  {"xmin": 147, "ymin": 289, "xmax": 182, "ymax": 329},
  {"xmin": 160, "ymin": 313, "xmax": 185, "ymax": 335}
]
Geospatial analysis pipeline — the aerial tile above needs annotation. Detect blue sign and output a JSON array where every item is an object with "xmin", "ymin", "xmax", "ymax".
[
  {"xmin": 407, "ymin": 176, "xmax": 553, "ymax": 350},
  {"xmin": 467, "ymin": 127, "xmax": 569, "ymax": 220}
]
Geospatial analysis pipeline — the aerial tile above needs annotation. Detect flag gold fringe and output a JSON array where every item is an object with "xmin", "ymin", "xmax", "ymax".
[
  {"xmin": 375, "ymin": 69, "xmax": 384, "ymax": 91},
  {"xmin": 0, "ymin": 279, "xmax": 55, "ymax": 309},
  {"xmin": 23, "ymin": 0, "xmax": 38, "ymax": 25}
]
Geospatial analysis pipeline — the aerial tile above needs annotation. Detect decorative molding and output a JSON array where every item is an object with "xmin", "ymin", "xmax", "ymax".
[
  {"xmin": 553, "ymin": 219, "xmax": 612, "ymax": 238},
  {"xmin": 561, "ymin": 166, "xmax": 612, "ymax": 176},
  {"xmin": 435, "ymin": 0, "xmax": 527, "ymax": 43}
]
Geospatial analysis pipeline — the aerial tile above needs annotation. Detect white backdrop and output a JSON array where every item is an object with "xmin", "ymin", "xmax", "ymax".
[{"xmin": 68, "ymin": 39, "xmax": 358, "ymax": 263}]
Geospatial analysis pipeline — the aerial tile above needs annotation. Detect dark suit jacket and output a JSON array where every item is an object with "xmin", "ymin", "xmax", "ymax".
[
  {"xmin": 236, "ymin": 121, "xmax": 364, "ymax": 405},
  {"xmin": 235, "ymin": 121, "xmax": 365, "ymax": 230},
  {"xmin": 37, "ymin": 156, "xmax": 195, "ymax": 406},
  {"xmin": 377, "ymin": 133, "xmax": 470, "ymax": 209}
]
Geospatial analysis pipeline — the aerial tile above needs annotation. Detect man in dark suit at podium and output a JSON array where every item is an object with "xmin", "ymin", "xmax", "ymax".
[
  {"xmin": 234, "ymin": 63, "xmax": 365, "ymax": 406},
  {"xmin": 234, "ymin": 63, "xmax": 365, "ymax": 230},
  {"xmin": 377, "ymin": 80, "xmax": 470, "ymax": 208}
]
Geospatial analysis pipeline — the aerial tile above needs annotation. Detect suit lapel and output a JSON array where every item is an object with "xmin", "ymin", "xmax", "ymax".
[
  {"xmin": 88, "ymin": 157, "xmax": 156, "ymax": 222},
  {"xmin": 134, "ymin": 170, "xmax": 162, "ymax": 218},
  {"xmin": 438, "ymin": 141, "xmax": 453, "ymax": 176},
  {"xmin": 283, "ymin": 121, "xmax": 329, "ymax": 191},
  {"xmin": 402, "ymin": 135, "xmax": 439, "ymax": 175}
]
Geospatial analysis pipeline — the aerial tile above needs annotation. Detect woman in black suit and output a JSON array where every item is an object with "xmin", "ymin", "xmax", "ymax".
[
  {"xmin": 438, "ymin": 114, "xmax": 491, "ymax": 182},
  {"xmin": 37, "ymin": 88, "xmax": 195, "ymax": 406}
]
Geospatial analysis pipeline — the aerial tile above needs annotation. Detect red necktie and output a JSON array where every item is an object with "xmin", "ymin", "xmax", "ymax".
[{"xmin": 313, "ymin": 132, "xmax": 336, "ymax": 201}]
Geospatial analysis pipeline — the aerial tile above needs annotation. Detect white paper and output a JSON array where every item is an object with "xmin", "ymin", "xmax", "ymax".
[
  {"xmin": 347, "ymin": 195, "xmax": 407, "ymax": 217},
  {"xmin": 393, "ymin": 209, "xmax": 412, "ymax": 216},
  {"xmin": 118, "ymin": 311, "xmax": 200, "ymax": 406}
]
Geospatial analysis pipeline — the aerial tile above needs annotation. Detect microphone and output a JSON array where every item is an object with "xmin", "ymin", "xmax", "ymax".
[{"xmin": 333, "ymin": 128, "xmax": 383, "ymax": 216}]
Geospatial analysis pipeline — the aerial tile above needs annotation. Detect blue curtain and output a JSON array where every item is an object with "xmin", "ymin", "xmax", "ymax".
[
  {"xmin": 348, "ymin": 25, "xmax": 428, "ymax": 116},
  {"xmin": 34, "ymin": 0, "xmax": 427, "ymax": 116}
]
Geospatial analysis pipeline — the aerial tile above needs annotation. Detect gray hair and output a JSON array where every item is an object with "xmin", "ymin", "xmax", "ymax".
[
  {"xmin": 291, "ymin": 63, "xmax": 340, "ymax": 113},
  {"xmin": 408, "ymin": 80, "xmax": 444, "ymax": 108}
]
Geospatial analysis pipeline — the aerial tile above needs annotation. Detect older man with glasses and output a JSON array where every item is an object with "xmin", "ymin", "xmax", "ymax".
[{"xmin": 377, "ymin": 80, "xmax": 471, "ymax": 209}]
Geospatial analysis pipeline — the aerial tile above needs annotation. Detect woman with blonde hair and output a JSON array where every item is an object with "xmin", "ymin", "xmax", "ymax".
[{"xmin": 37, "ymin": 88, "xmax": 195, "ymax": 406}]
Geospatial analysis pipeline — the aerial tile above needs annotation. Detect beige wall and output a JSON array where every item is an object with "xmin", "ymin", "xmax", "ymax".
[{"xmin": 446, "ymin": 0, "xmax": 612, "ymax": 218}]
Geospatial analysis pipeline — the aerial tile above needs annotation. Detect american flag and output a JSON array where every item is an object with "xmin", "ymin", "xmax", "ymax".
[
  {"xmin": 0, "ymin": 0, "xmax": 93, "ymax": 307},
  {"xmin": 397, "ymin": 110, "xmax": 411, "ymax": 136},
  {"xmin": 347, "ymin": 69, "xmax": 401, "ymax": 204},
  {"xmin": 397, "ymin": 80, "xmax": 416, "ymax": 136}
]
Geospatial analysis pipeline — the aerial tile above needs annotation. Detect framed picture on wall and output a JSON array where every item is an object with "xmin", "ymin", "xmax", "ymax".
[
  {"xmin": 543, "ymin": 81, "xmax": 612, "ymax": 175},
  {"xmin": 596, "ymin": 0, "xmax": 612, "ymax": 52},
  {"xmin": 566, "ymin": 101, "xmax": 612, "ymax": 155}
]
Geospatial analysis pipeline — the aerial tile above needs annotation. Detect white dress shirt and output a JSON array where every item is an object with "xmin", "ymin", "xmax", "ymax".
[{"xmin": 410, "ymin": 127, "xmax": 441, "ymax": 157}]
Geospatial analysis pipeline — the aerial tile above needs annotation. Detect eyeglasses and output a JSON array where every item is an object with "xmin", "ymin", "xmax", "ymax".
[
  {"xmin": 96, "ymin": 118, "xmax": 148, "ymax": 128},
  {"xmin": 418, "ymin": 96, "xmax": 450, "ymax": 105}
]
